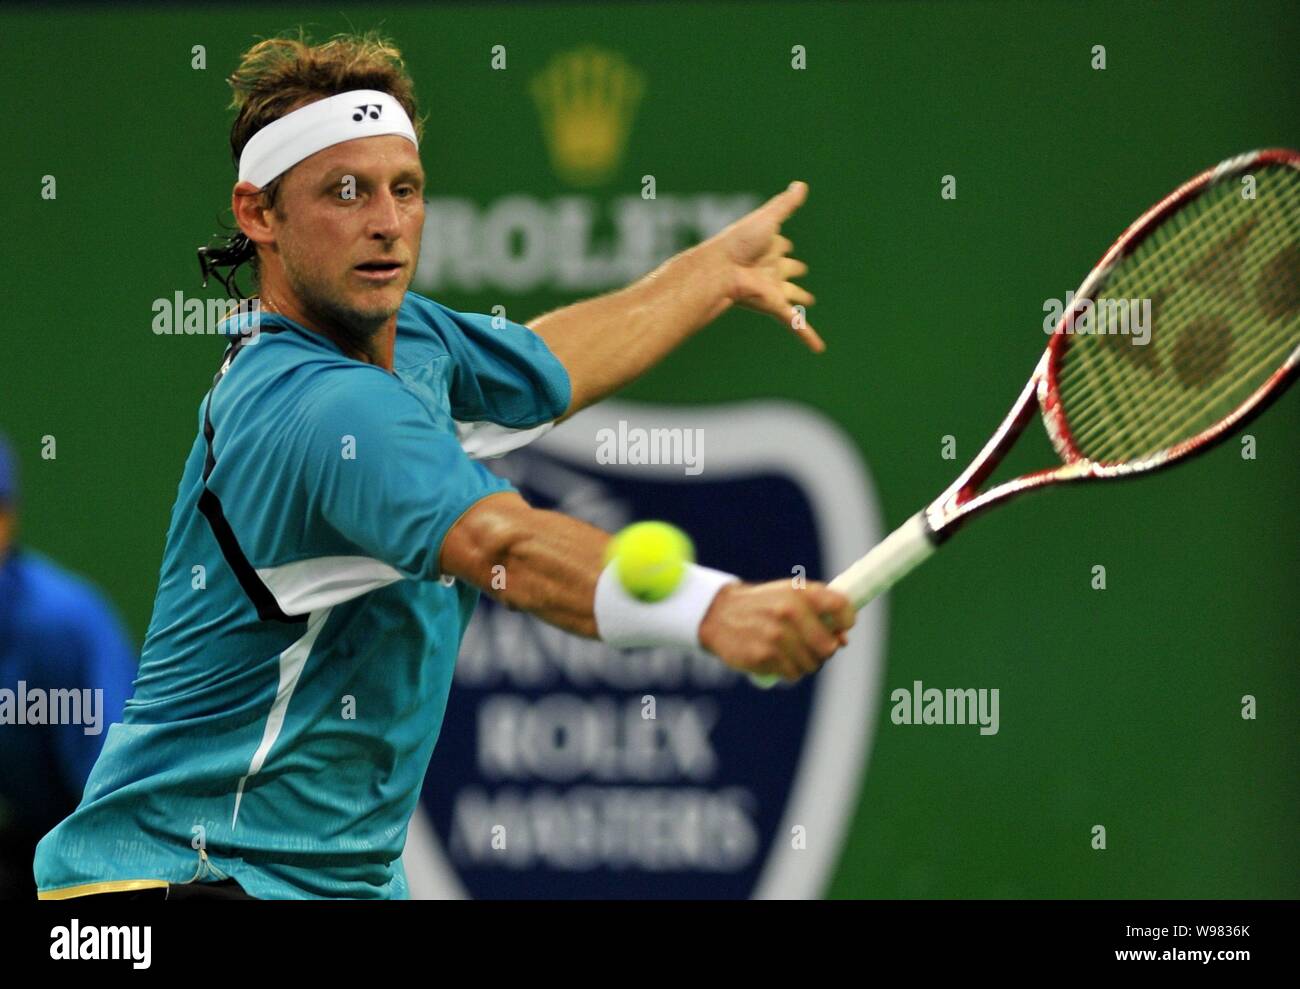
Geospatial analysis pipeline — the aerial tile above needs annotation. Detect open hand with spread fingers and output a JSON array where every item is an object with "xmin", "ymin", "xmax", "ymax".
[{"xmin": 705, "ymin": 180, "xmax": 822, "ymax": 352}]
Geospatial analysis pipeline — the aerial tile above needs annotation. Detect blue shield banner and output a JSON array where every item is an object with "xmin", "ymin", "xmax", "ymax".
[{"xmin": 405, "ymin": 401, "xmax": 887, "ymax": 898}]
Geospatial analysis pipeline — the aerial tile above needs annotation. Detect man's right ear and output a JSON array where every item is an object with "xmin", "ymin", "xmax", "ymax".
[{"xmin": 231, "ymin": 181, "xmax": 275, "ymax": 247}]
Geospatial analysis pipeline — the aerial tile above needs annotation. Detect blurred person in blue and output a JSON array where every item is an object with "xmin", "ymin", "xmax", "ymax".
[{"xmin": 0, "ymin": 434, "xmax": 137, "ymax": 899}]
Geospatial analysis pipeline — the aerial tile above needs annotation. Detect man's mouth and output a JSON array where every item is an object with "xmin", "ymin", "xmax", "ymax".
[{"xmin": 353, "ymin": 259, "xmax": 405, "ymax": 282}]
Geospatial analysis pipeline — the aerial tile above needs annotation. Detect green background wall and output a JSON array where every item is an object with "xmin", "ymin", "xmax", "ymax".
[{"xmin": 1, "ymin": 1, "xmax": 1296, "ymax": 897}]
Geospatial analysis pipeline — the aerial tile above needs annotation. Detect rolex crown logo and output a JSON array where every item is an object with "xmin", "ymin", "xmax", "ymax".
[{"xmin": 530, "ymin": 47, "xmax": 646, "ymax": 188}]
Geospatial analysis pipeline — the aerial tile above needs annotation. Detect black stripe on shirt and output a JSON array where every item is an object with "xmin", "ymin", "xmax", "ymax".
[{"xmin": 199, "ymin": 323, "xmax": 306, "ymax": 625}]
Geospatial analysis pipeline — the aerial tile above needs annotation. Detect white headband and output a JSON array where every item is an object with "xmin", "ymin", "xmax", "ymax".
[{"xmin": 237, "ymin": 89, "xmax": 419, "ymax": 188}]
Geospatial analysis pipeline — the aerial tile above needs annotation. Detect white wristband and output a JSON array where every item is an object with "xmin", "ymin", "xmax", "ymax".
[{"xmin": 594, "ymin": 560, "xmax": 739, "ymax": 650}]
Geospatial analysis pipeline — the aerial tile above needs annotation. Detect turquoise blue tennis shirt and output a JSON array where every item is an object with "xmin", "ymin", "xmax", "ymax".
[{"xmin": 34, "ymin": 292, "xmax": 570, "ymax": 900}]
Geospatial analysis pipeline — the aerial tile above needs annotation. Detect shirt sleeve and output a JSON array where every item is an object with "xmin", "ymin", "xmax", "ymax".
[
  {"xmin": 424, "ymin": 299, "xmax": 572, "ymax": 429},
  {"xmin": 302, "ymin": 370, "xmax": 516, "ymax": 581}
]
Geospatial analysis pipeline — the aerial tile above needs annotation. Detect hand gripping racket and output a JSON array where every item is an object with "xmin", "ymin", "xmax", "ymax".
[{"xmin": 754, "ymin": 148, "xmax": 1300, "ymax": 685}]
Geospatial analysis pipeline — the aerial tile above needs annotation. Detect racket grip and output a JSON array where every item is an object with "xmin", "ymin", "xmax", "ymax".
[
  {"xmin": 748, "ymin": 512, "xmax": 937, "ymax": 688},
  {"xmin": 828, "ymin": 511, "xmax": 937, "ymax": 611}
]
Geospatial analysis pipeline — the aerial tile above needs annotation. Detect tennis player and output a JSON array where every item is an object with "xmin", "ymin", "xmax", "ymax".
[{"xmin": 34, "ymin": 31, "xmax": 853, "ymax": 900}]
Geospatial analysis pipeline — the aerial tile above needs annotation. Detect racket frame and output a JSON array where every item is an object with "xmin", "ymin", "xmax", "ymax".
[
  {"xmin": 778, "ymin": 148, "xmax": 1300, "ymax": 663},
  {"xmin": 924, "ymin": 147, "xmax": 1300, "ymax": 544}
]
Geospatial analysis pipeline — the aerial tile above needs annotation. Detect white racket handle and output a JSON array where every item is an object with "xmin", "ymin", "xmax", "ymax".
[
  {"xmin": 749, "ymin": 511, "xmax": 938, "ymax": 687},
  {"xmin": 828, "ymin": 511, "xmax": 937, "ymax": 611}
]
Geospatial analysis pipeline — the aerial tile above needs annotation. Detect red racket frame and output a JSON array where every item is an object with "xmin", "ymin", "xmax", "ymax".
[{"xmin": 925, "ymin": 148, "xmax": 1300, "ymax": 541}]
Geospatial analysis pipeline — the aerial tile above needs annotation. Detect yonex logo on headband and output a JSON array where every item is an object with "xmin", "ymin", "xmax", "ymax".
[{"xmin": 237, "ymin": 89, "xmax": 419, "ymax": 189}]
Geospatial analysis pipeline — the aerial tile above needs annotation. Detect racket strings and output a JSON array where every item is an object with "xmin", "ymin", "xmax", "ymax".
[
  {"xmin": 1055, "ymin": 164, "xmax": 1300, "ymax": 463},
  {"xmin": 1061, "ymin": 169, "xmax": 1299, "ymax": 455},
  {"xmin": 1060, "ymin": 187, "xmax": 1293, "ymax": 435},
  {"xmin": 1058, "ymin": 185, "xmax": 1249, "ymax": 414},
  {"xmin": 1073, "ymin": 218, "xmax": 1297, "ymax": 456},
  {"xmin": 1062, "ymin": 273, "xmax": 1295, "ymax": 447},
  {"xmin": 1058, "ymin": 173, "xmax": 1294, "ymax": 444}
]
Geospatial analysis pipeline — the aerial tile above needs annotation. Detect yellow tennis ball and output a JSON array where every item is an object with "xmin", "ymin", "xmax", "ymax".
[{"xmin": 605, "ymin": 521, "xmax": 695, "ymax": 602}]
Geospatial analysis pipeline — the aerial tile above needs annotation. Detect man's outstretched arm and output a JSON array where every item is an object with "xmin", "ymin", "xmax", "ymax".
[
  {"xmin": 528, "ymin": 181, "xmax": 822, "ymax": 420},
  {"xmin": 440, "ymin": 490, "xmax": 854, "ymax": 683}
]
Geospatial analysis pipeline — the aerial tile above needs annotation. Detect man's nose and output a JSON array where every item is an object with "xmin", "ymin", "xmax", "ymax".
[{"xmin": 367, "ymin": 189, "xmax": 402, "ymax": 238}]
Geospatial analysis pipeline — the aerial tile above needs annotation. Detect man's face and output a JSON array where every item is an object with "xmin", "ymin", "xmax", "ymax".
[{"xmin": 266, "ymin": 134, "xmax": 425, "ymax": 333}]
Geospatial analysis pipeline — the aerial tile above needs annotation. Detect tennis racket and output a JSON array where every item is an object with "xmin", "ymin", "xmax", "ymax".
[{"xmin": 754, "ymin": 148, "xmax": 1300, "ymax": 686}]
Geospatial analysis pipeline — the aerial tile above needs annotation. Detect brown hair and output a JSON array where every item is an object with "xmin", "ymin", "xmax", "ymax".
[{"xmin": 198, "ymin": 29, "xmax": 425, "ymax": 298}]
